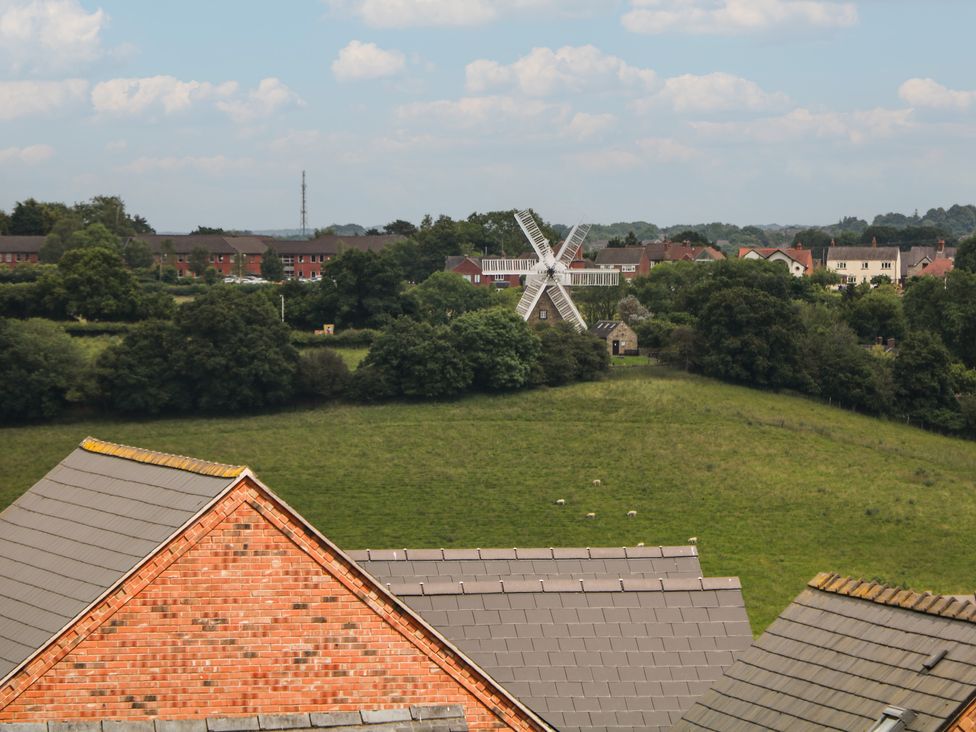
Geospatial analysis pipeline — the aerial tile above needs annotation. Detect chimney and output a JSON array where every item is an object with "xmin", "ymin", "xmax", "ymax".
[
  {"xmin": 937, "ymin": 239, "xmax": 946, "ymax": 256},
  {"xmin": 829, "ymin": 238, "xmax": 835, "ymax": 247},
  {"xmin": 871, "ymin": 236, "xmax": 877, "ymax": 248},
  {"xmin": 795, "ymin": 243, "xmax": 803, "ymax": 250}
]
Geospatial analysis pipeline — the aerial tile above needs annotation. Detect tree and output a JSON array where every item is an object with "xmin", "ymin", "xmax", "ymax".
[
  {"xmin": 174, "ymin": 288, "xmax": 298, "ymax": 412},
  {"xmin": 574, "ymin": 281, "xmax": 628, "ymax": 324},
  {"xmin": 384, "ymin": 219, "xmax": 417, "ymax": 236},
  {"xmin": 232, "ymin": 252, "xmax": 248, "ymax": 279},
  {"xmin": 450, "ymin": 309, "xmax": 539, "ymax": 391},
  {"xmin": 260, "ymin": 247, "xmax": 285, "ymax": 281},
  {"xmin": 847, "ymin": 285, "xmax": 906, "ymax": 343},
  {"xmin": 321, "ymin": 249, "xmax": 406, "ymax": 328},
  {"xmin": 617, "ymin": 295, "xmax": 649, "ymax": 324},
  {"xmin": 39, "ymin": 215, "xmax": 84, "ymax": 263},
  {"xmin": 56, "ymin": 246, "xmax": 142, "ymax": 320},
  {"xmin": 0, "ymin": 318, "xmax": 84, "ymax": 420},
  {"xmin": 956, "ymin": 235, "xmax": 976, "ymax": 273},
  {"xmin": 296, "ymin": 349, "xmax": 350, "ymax": 400},
  {"xmin": 191, "ymin": 226, "xmax": 227, "ymax": 235},
  {"xmin": 672, "ymin": 229, "xmax": 709, "ymax": 246},
  {"xmin": 533, "ymin": 322, "xmax": 609, "ymax": 386},
  {"xmin": 188, "ymin": 247, "xmax": 210, "ymax": 277},
  {"xmin": 95, "ymin": 320, "xmax": 188, "ymax": 414},
  {"xmin": 410, "ymin": 271, "xmax": 492, "ymax": 324},
  {"xmin": 361, "ymin": 318, "xmax": 472, "ymax": 398},
  {"xmin": 9, "ymin": 198, "xmax": 58, "ymax": 235},
  {"xmin": 121, "ymin": 238, "xmax": 154, "ymax": 269},
  {"xmin": 0, "ymin": 209, "xmax": 9, "ymax": 234},
  {"xmin": 892, "ymin": 332, "xmax": 960, "ymax": 429},
  {"xmin": 697, "ymin": 287, "xmax": 803, "ymax": 389}
]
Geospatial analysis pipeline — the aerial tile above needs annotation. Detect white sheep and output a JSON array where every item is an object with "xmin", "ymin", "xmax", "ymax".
[
  {"xmin": 555, "ymin": 498, "xmax": 566, "ymax": 506},
  {"xmin": 626, "ymin": 510, "xmax": 637, "ymax": 518},
  {"xmin": 636, "ymin": 542, "xmax": 645, "ymax": 547},
  {"xmin": 688, "ymin": 536, "xmax": 698, "ymax": 545},
  {"xmin": 585, "ymin": 512, "xmax": 596, "ymax": 519},
  {"xmin": 592, "ymin": 479, "xmax": 602, "ymax": 487}
]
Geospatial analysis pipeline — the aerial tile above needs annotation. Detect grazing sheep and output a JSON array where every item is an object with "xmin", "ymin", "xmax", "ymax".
[
  {"xmin": 592, "ymin": 479, "xmax": 602, "ymax": 487},
  {"xmin": 555, "ymin": 498, "xmax": 566, "ymax": 506},
  {"xmin": 626, "ymin": 510, "xmax": 637, "ymax": 518},
  {"xmin": 688, "ymin": 536, "xmax": 698, "ymax": 545},
  {"xmin": 636, "ymin": 542, "xmax": 645, "ymax": 547},
  {"xmin": 585, "ymin": 512, "xmax": 596, "ymax": 519}
]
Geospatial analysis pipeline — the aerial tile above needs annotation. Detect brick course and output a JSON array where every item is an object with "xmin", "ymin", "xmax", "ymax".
[{"xmin": 0, "ymin": 480, "xmax": 540, "ymax": 732}]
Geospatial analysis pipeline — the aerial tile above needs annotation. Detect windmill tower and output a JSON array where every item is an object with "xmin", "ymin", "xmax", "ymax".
[{"xmin": 482, "ymin": 209, "xmax": 618, "ymax": 331}]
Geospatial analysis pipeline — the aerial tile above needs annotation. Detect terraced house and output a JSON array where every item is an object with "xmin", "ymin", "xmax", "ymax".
[{"xmin": 0, "ymin": 439, "xmax": 752, "ymax": 732}]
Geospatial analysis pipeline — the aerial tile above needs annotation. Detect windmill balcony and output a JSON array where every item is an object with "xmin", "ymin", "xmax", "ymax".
[{"xmin": 482, "ymin": 258, "xmax": 538, "ymax": 275}]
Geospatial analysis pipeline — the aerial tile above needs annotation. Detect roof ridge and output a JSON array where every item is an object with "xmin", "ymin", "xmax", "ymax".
[
  {"xmin": 79, "ymin": 437, "xmax": 246, "ymax": 478},
  {"xmin": 351, "ymin": 545, "xmax": 699, "ymax": 560},
  {"xmin": 383, "ymin": 575, "xmax": 740, "ymax": 596},
  {"xmin": 808, "ymin": 572, "xmax": 976, "ymax": 623}
]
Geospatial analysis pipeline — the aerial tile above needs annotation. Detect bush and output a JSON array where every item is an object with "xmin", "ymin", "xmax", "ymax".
[
  {"xmin": 62, "ymin": 321, "xmax": 133, "ymax": 336},
  {"xmin": 94, "ymin": 320, "xmax": 187, "ymax": 414},
  {"xmin": 451, "ymin": 309, "xmax": 539, "ymax": 391},
  {"xmin": 291, "ymin": 328, "xmax": 379, "ymax": 348},
  {"xmin": 533, "ymin": 322, "xmax": 609, "ymax": 386},
  {"xmin": 0, "ymin": 318, "xmax": 84, "ymax": 421},
  {"xmin": 297, "ymin": 349, "xmax": 350, "ymax": 400}
]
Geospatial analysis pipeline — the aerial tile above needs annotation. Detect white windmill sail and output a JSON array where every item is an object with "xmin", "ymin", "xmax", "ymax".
[{"xmin": 483, "ymin": 209, "xmax": 619, "ymax": 331}]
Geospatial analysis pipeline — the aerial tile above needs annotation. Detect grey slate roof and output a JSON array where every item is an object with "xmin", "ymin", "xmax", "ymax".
[
  {"xmin": 826, "ymin": 245, "xmax": 900, "ymax": 262},
  {"xmin": 594, "ymin": 247, "xmax": 646, "ymax": 265},
  {"xmin": 354, "ymin": 548, "xmax": 750, "ymax": 732},
  {"xmin": 0, "ymin": 235, "xmax": 45, "ymax": 253},
  {"xmin": 675, "ymin": 573, "xmax": 976, "ymax": 732},
  {"xmin": 588, "ymin": 321, "xmax": 625, "ymax": 338},
  {"xmin": 0, "ymin": 440, "xmax": 241, "ymax": 682}
]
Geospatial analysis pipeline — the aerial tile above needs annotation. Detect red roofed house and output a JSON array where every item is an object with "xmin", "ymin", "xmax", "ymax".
[
  {"xmin": 920, "ymin": 257, "xmax": 954, "ymax": 278},
  {"xmin": 738, "ymin": 246, "xmax": 814, "ymax": 277},
  {"xmin": 0, "ymin": 236, "xmax": 44, "ymax": 267},
  {"xmin": 444, "ymin": 256, "xmax": 520, "ymax": 287}
]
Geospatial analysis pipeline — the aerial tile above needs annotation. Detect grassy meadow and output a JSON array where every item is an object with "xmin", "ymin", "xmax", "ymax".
[{"xmin": 3, "ymin": 364, "xmax": 975, "ymax": 632}]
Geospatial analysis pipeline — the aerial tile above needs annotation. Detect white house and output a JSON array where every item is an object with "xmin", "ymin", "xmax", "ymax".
[
  {"xmin": 738, "ymin": 247, "xmax": 814, "ymax": 278},
  {"xmin": 826, "ymin": 246, "xmax": 901, "ymax": 285}
]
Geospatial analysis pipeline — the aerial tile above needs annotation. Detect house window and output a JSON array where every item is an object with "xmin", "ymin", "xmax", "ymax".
[
  {"xmin": 474, "ymin": 275, "xmax": 481, "ymax": 283},
  {"xmin": 299, "ymin": 256, "xmax": 305, "ymax": 263},
  {"xmin": 4, "ymin": 253, "xmax": 11, "ymax": 262},
  {"xmin": 16, "ymin": 253, "xmax": 25, "ymax": 261},
  {"xmin": 881, "ymin": 261, "xmax": 892, "ymax": 270},
  {"xmin": 177, "ymin": 255, "xmax": 185, "ymax": 262},
  {"xmin": 848, "ymin": 275, "xmax": 857, "ymax": 284},
  {"xmin": 835, "ymin": 262, "xmax": 846, "ymax": 269},
  {"xmin": 539, "ymin": 308, "xmax": 548, "ymax": 320},
  {"xmin": 861, "ymin": 262, "xmax": 869, "ymax": 269},
  {"xmin": 621, "ymin": 265, "xmax": 636, "ymax": 273},
  {"xmin": 219, "ymin": 255, "xmax": 225, "ymax": 263}
]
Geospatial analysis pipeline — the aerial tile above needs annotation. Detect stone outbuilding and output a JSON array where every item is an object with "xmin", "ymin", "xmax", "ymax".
[{"xmin": 589, "ymin": 319, "xmax": 639, "ymax": 356}]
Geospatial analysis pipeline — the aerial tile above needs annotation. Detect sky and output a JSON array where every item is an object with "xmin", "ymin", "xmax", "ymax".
[{"xmin": 2, "ymin": 0, "xmax": 975, "ymax": 232}]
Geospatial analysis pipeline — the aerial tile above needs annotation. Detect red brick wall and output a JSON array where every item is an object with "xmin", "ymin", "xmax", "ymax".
[{"xmin": 0, "ymin": 481, "xmax": 534, "ymax": 731}]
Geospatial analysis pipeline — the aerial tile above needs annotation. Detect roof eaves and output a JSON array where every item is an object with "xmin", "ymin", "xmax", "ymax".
[{"xmin": 240, "ymin": 470, "xmax": 556, "ymax": 732}]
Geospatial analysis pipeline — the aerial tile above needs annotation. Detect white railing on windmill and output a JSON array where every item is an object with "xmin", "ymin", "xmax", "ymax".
[{"xmin": 483, "ymin": 209, "xmax": 619, "ymax": 332}]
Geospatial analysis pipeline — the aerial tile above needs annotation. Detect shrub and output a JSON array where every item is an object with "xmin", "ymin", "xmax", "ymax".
[
  {"xmin": 533, "ymin": 322, "xmax": 609, "ymax": 386},
  {"xmin": 450, "ymin": 308, "xmax": 539, "ymax": 391},
  {"xmin": 0, "ymin": 318, "xmax": 84, "ymax": 421},
  {"xmin": 297, "ymin": 349, "xmax": 350, "ymax": 400}
]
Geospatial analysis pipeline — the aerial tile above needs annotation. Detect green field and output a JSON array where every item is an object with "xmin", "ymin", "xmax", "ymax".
[{"xmin": 3, "ymin": 365, "xmax": 975, "ymax": 633}]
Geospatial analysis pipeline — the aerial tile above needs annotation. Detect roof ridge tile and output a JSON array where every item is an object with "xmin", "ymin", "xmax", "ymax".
[
  {"xmin": 79, "ymin": 437, "xmax": 245, "ymax": 478},
  {"xmin": 810, "ymin": 573, "xmax": 976, "ymax": 624}
]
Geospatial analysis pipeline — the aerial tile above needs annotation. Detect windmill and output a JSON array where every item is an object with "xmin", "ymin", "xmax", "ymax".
[{"xmin": 482, "ymin": 209, "xmax": 618, "ymax": 331}]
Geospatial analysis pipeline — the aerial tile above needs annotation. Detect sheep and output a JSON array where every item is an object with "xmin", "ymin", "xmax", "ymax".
[
  {"xmin": 585, "ymin": 512, "xmax": 596, "ymax": 519},
  {"xmin": 687, "ymin": 536, "xmax": 698, "ymax": 545},
  {"xmin": 636, "ymin": 542, "xmax": 645, "ymax": 547},
  {"xmin": 626, "ymin": 510, "xmax": 637, "ymax": 518},
  {"xmin": 555, "ymin": 498, "xmax": 566, "ymax": 506},
  {"xmin": 592, "ymin": 479, "xmax": 602, "ymax": 487}
]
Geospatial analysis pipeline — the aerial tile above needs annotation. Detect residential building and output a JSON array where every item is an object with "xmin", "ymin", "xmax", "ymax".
[
  {"xmin": 738, "ymin": 246, "xmax": 814, "ymax": 277},
  {"xmin": 920, "ymin": 258, "xmax": 954, "ymax": 278},
  {"xmin": 826, "ymin": 245, "xmax": 901, "ymax": 285},
  {"xmin": 0, "ymin": 438, "xmax": 549, "ymax": 731},
  {"xmin": 903, "ymin": 241, "xmax": 957, "ymax": 280},
  {"xmin": 444, "ymin": 255, "xmax": 520, "ymax": 287},
  {"xmin": 0, "ymin": 236, "xmax": 44, "ymax": 267},
  {"xmin": 644, "ymin": 242, "xmax": 725, "ymax": 269},
  {"xmin": 593, "ymin": 246, "xmax": 650, "ymax": 278},
  {"xmin": 0, "ymin": 439, "xmax": 754, "ymax": 732},
  {"xmin": 675, "ymin": 572, "xmax": 976, "ymax": 731},
  {"xmin": 588, "ymin": 319, "xmax": 639, "ymax": 355}
]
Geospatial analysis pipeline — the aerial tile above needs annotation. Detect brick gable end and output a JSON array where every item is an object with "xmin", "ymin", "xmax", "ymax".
[{"xmin": 0, "ymin": 481, "xmax": 532, "ymax": 730}]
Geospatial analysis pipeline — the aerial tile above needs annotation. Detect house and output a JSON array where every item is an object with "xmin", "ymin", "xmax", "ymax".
[
  {"xmin": 352, "ymin": 546, "xmax": 753, "ymax": 732},
  {"xmin": 920, "ymin": 258, "xmax": 954, "ymax": 278},
  {"xmin": 737, "ymin": 246, "xmax": 814, "ymax": 277},
  {"xmin": 0, "ymin": 439, "xmax": 753, "ymax": 732},
  {"xmin": 644, "ymin": 242, "xmax": 725, "ymax": 268},
  {"xmin": 675, "ymin": 572, "xmax": 976, "ymax": 731},
  {"xmin": 593, "ymin": 246, "xmax": 650, "ymax": 278},
  {"xmin": 903, "ymin": 241, "xmax": 957, "ymax": 280},
  {"xmin": 691, "ymin": 247, "xmax": 725, "ymax": 263},
  {"xmin": 0, "ymin": 438, "xmax": 550, "ymax": 731},
  {"xmin": 0, "ymin": 236, "xmax": 44, "ymax": 267},
  {"xmin": 589, "ymin": 319, "xmax": 639, "ymax": 355},
  {"xmin": 445, "ymin": 255, "xmax": 520, "ymax": 287},
  {"xmin": 826, "ymin": 244, "xmax": 901, "ymax": 285}
]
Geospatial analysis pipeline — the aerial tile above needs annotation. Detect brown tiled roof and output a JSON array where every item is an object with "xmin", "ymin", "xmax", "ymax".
[
  {"xmin": 644, "ymin": 242, "xmax": 697, "ymax": 262},
  {"xmin": 920, "ymin": 258, "xmax": 954, "ymax": 278},
  {"xmin": 826, "ymin": 245, "xmax": 900, "ymax": 261},
  {"xmin": 675, "ymin": 573, "xmax": 976, "ymax": 731},
  {"xmin": 0, "ymin": 236, "xmax": 45, "ymax": 253},
  {"xmin": 135, "ymin": 234, "xmax": 239, "ymax": 254},
  {"xmin": 738, "ymin": 247, "xmax": 814, "ymax": 272},
  {"xmin": 594, "ymin": 247, "xmax": 645, "ymax": 265},
  {"xmin": 357, "ymin": 547, "xmax": 750, "ymax": 732}
]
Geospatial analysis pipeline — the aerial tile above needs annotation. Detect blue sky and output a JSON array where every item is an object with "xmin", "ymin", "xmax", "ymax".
[{"xmin": 2, "ymin": 0, "xmax": 975, "ymax": 232}]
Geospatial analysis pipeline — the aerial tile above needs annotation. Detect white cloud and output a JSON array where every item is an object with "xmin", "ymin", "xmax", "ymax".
[
  {"xmin": 622, "ymin": 0, "xmax": 857, "ymax": 35},
  {"xmin": 692, "ymin": 106, "xmax": 914, "ymax": 144},
  {"xmin": 327, "ymin": 0, "xmax": 608, "ymax": 28},
  {"xmin": 215, "ymin": 78, "xmax": 303, "ymax": 123},
  {"xmin": 0, "ymin": 78, "xmax": 87, "ymax": 120},
  {"xmin": 0, "ymin": 143, "xmax": 55, "ymax": 164},
  {"xmin": 642, "ymin": 72, "xmax": 788, "ymax": 112},
  {"xmin": 466, "ymin": 45, "xmax": 656, "ymax": 96},
  {"xmin": 332, "ymin": 40, "xmax": 406, "ymax": 81},
  {"xmin": 396, "ymin": 95, "xmax": 566, "ymax": 130},
  {"xmin": 898, "ymin": 78, "xmax": 976, "ymax": 110},
  {"xmin": 563, "ymin": 112, "xmax": 616, "ymax": 140},
  {"xmin": 119, "ymin": 155, "xmax": 254, "ymax": 175},
  {"xmin": 91, "ymin": 76, "xmax": 238, "ymax": 116},
  {"xmin": 0, "ymin": 0, "xmax": 106, "ymax": 71},
  {"xmin": 636, "ymin": 136, "xmax": 702, "ymax": 161},
  {"xmin": 568, "ymin": 136, "xmax": 700, "ymax": 171},
  {"xmin": 270, "ymin": 129, "xmax": 322, "ymax": 152}
]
